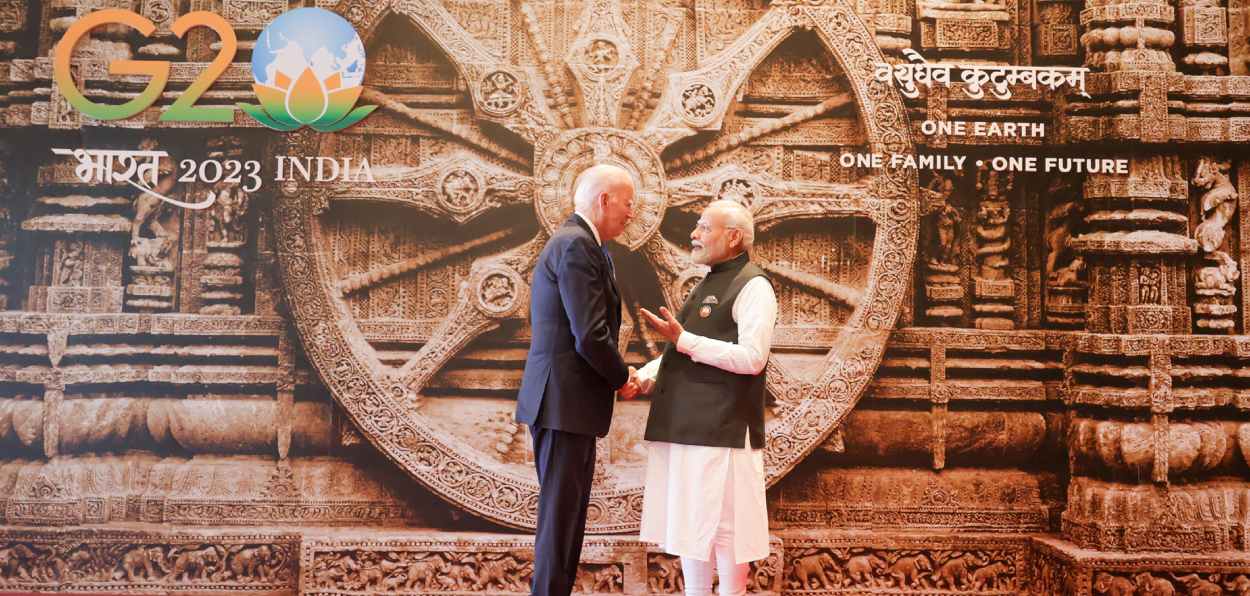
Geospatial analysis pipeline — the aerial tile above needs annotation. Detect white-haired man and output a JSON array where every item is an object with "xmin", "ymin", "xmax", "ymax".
[
  {"xmin": 516, "ymin": 163, "xmax": 640, "ymax": 596},
  {"xmin": 628, "ymin": 199, "xmax": 776, "ymax": 596}
]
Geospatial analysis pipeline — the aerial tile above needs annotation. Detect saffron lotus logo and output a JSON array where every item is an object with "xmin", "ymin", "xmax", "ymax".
[{"xmin": 239, "ymin": 7, "xmax": 375, "ymax": 132}]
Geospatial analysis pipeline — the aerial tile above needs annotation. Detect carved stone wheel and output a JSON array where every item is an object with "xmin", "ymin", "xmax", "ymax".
[{"xmin": 274, "ymin": 0, "xmax": 917, "ymax": 532}]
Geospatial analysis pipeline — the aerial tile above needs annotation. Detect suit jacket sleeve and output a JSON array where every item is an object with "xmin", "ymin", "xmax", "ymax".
[{"xmin": 557, "ymin": 237, "xmax": 630, "ymax": 389}]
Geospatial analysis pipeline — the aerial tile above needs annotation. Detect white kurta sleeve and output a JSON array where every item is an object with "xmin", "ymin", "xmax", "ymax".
[
  {"xmin": 636, "ymin": 354, "xmax": 663, "ymax": 382},
  {"xmin": 674, "ymin": 276, "xmax": 776, "ymax": 375}
]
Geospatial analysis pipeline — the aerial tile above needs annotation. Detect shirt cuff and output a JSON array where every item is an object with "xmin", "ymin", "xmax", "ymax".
[{"xmin": 675, "ymin": 330, "xmax": 697, "ymax": 355}]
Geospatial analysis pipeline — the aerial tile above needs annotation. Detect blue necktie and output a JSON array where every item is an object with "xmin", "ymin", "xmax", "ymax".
[{"xmin": 602, "ymin": 246, "xmax": 615, "ymax": 279}]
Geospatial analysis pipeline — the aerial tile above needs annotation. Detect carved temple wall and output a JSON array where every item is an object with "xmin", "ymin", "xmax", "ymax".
[{"xmin": 1, "ymin": 0, "xmax": 1250, "ymax": 593}]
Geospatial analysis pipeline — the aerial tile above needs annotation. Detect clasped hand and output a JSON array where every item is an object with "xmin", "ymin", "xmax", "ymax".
[
  {"xmin": 617, "ymin": 366, "xmax": 653, "ymax": 400},
  {"xmin": 617, "ymin": 306, "xmax": 683, "ymax": 400}
]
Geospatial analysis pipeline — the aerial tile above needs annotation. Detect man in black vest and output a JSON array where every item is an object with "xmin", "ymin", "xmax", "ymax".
[
  {"xmin": 515, "ymin": 163, "xmax": 641, "ymax": 596},
  {"xmin": 631, "ymin": 199, "xmax": 776, "ymax": 596}
]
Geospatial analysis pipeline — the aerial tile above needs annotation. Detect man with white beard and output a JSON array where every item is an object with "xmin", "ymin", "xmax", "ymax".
[{"xmin": 628, "ymin": 199, "xmax": 775, "ymax": 596}]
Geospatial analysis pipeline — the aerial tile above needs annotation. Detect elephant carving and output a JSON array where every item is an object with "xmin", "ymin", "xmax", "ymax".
[
  {"xmin": 577, "ymin": 565, "xmax": 622, "ymax": 593},
  {"xmin": 1225, "ymin": 574, "xmax": 1250, "ymax": 595},
  {"xmin": 171, "ymin": 546, "xmax": 225, "ymax": 582},
  {"xmin": 932, "ymin": 553, "xmax": 982, "ymax": 589},
  {"xmin": 118, "ymin": 546, "xmax": 169, "ymax": 581},
  {"xmin": 404, "ymin": 557, "xmax": 447, "ymax": 590},
  {"xmin": 845, "ymin": 553, "xmax": 886, "ymax": 586},
  {"xmin": 649, "ymin": 557, "xmax": 683, "ymax": 593},
  {"xmin": 888, "ymin": 553, "xmax": 934, "ymax": 588},
  {"xmin": 1174, "ymin": 573, "xmax": 1222, "ymax": 596},
  {"xmin": 792, "ymin": 552, "xmax": 836, "ymax": 589},
  {"xmin": 475, "ymin": 556, "xmax": 523, "ymax": 591},
  {"xmin": 970, "ymin": 561, "xmax": 1011, "ymax": 591},
  {"xmin": 1134, "ymin": 572, "xmax": 1175, "ymax": 596},
  {"xmin": 226, "ymin": 545, "xmax": 276, "ymax": 582},
  {"xmin": 1094, "ymin": 572, "xmax": 1135, "ymax": 596}
]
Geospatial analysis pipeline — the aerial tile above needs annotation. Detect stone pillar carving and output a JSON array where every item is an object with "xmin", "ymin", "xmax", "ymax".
[
  {"xmin": 921, "ymin": 174, "xmax": 965, "ymax": 325},
  {"xmin": 1034, "ymin": 0, "xmax": 1081, "ymax": 62},
  {"xmin": 1178, "ymin": 0, "xmax": 1230, "ymax": 74},
  {"xmin": 972, "ymin": 168, "xmax": 1016, "ymax": 329},
  {"xmin": 1080, "ymin": 0, "xmax": 1178, "ymax": 73},
  {"xmin": 1043, "ymin": 177, "xmax": 1087, "ymax": 328},
  {"xmin": 125, "ymin": 138, "xmax": 180, "ymax": 313},
  {"xmin": 1191, "ymin": 156, "xmax": 1239, "ymax": 332},
  {"xmin": 199, "ymin": 136, "xmax": 251, "ymax": 315},
  {"xmin": 1074, "ymin": 155, "xmax": 1195, "ymax": 335},
  {"xmin": 1231, "ymin": 0, "xmax": 1250, "ymax": 74},
  {"xmin": 858, "ymin": 0, "xmax": 914, "ymax": 59},
  {"xmin": 23, "ymin": 156, "xmax": 129, "ymax": 313},
  {"xmin": 918, "ymin": 0, "xmax": 1014, "ymax": 59}
]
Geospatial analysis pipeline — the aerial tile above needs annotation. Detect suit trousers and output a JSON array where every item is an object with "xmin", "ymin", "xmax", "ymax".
[{"xmin": 530, "ymin": 425, "xmax": 597, "ymax": 596}]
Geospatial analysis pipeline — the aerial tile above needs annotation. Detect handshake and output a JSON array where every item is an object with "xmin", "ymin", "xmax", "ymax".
[
  {"xmin": 617, "ymin": 366, "xmax": 654, "ymax": 400},
  {"xmin": 617, "ymin": 305, "xmax": 683, "ymax": 401}
]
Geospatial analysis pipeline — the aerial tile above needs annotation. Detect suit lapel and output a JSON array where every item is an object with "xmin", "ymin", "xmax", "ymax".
[{"xmin": 566, "ymin": 215, "xmax": 620, "ymax": 300}]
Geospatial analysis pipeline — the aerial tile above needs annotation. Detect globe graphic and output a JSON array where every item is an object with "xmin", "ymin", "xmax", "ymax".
[{"xmin": 251, "ymin": 7, "xmax": 365, "ymax": 90}]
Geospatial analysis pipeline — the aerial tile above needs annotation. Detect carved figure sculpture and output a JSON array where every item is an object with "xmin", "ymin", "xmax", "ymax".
[
  {"xmin": 888, "ymin": 553, "xmax": 934, "ymax": 588},
  {"xmin": 792, "ymin": 552, "xmax": 836, "ymax": 589},
  {"xmin": 1094, "ymin": 572, "xmax": 1136, "ymax": 596},
  {"xmin": 1193, "ymin": 157, "xmax": 1236, "ymax": 253},
  {"xmin": 969, "ymin": 561, "xmax": 1010, "ymax": 590}
]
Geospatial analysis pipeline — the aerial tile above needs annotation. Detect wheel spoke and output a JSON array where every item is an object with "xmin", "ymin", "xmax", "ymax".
[
  {"xmin": 520, "ymin": 2, "xmax": 577, "ymax": 128},
  {"xmin": 663, "ymin": 93, "xmax": 854, "ymax": 171},
  {"xmin": 757, "ymin": 259, "xmax": 863, "ymax": 309},
  {"xmin": 329, "ymin": 150, "xmax": 534, "ymax": 222},
  {"xmin": 669, "ymin": 165, "xmax": 885, "ymax": 228},
  {"xmin": 639, "ymin": 6, "xmax": 796, "ymax": 151},
  {"xmin": 396, "ymin": 234, "xmax": 547, "ymax": 393},
  {"xmin": 339, "ymin": 229, "xmax": 514, "ymax": 295},
  {"xmin": 345, "ymin": 0, "xmax": 560, "ymax": 144},
  {"xmin": 361, "ymin": 88, "xmax": 531, "ymax": 170},
  {"xmin": 561, "ymin": 0, "xmax": 641, "ymax": 127},
  {"xmin": 621, "ymin": 7, "xmax": 682, "ymax": 131}
]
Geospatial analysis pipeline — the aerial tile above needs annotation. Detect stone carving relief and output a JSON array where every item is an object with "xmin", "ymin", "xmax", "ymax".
[
  {"xmin": 1043, "ymin": 177, "xmax": 1087, "ymax": 328},
  {"xmin": 972, "ymin": 168, "xmax": 1015, "ymax": 329},
  {"xmin": 921, "ymin": 173, "xmax": 964, "ymax": 324},
  {"xmin": 782, "ymin": 546, "xmax": 1018, "ymax": 592},
  {"xmin": 1192, "ymin": 156, "xmax": 1239, "ymax": 331},
  {"xmin": 5, "ymin": 0, "xmax": 1250, "ymax": 592},
  {"xmin": 310, "ymin": 549, "xmax": 531, "ymax": 593},
  {"xmin": 125, "ymin": 137, "xmax": 180, "ymax": 312},
  {"xmin": 200, "ymin": 136, "xmax": 251, "ymax": 315},
  {"xmin": 275, "ymin": 0, "xmax": 918, "ymax": 532},
  {"xmin": 0, "ymin": 534, "xmax": 296, "ymax": 591}
]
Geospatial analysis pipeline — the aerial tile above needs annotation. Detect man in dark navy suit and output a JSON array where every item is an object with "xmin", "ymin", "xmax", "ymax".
[{"xmin": 516, "ymin": 163, "xmax": 640, "ymax": 596}]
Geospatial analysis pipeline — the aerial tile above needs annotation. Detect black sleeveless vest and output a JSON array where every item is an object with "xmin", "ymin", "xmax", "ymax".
[{"xmin": 644, "ymin": 252, "xmax": 770, "ymax": 449}]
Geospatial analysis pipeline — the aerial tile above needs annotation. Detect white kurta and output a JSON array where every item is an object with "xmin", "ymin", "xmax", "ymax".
[{"xmin": 636, "ymin": 275, "xmax": 777, "ymax": 565}]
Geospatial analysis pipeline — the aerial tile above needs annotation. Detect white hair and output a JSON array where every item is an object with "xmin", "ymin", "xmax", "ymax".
[
  {"xmin": 708, "ymin": 199, "xmax": 755, "ymax": 249},
  {"xmin": 573, "ymin": 163, "xmax": 632, "ymax": 215}
]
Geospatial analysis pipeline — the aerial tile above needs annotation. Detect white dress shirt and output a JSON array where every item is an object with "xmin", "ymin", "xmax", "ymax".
[
  {"xmin": 636, "ymin": 273, "xmax": 777, "ymax": 564},
  {"xmin": 575, "ymin": 212, "xmax": 601, "ymax": 246}
]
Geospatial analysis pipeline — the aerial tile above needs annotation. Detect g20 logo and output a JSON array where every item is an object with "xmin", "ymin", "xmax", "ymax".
[{"xmin": 54, "ymin": 7, "xmax": 375, "ymax": 131}]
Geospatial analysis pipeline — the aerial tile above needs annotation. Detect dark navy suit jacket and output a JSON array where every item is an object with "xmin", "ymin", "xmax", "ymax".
[{"xmin": 515, "ymin": 215, "xmax": 629, "ymax": 437}]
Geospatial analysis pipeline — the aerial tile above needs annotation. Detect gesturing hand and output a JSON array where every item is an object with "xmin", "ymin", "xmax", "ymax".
[{"xmin": 639, "ymin": 306, "xmax": 683, "ymax": 344}]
